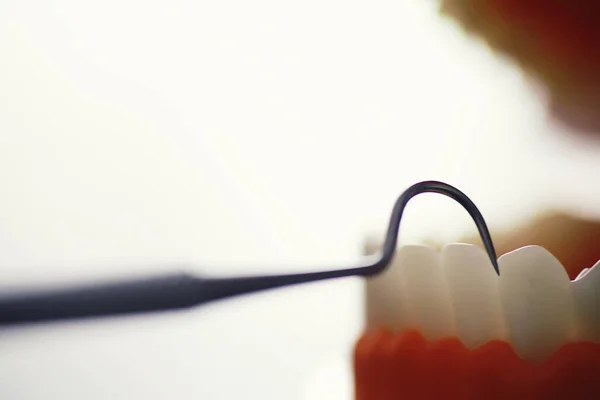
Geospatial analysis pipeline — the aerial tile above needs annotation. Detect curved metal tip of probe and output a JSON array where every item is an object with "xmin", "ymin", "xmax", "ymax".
[{"xmin": 365, "ymin": 180, "xmax": 500, "ymax": 276}]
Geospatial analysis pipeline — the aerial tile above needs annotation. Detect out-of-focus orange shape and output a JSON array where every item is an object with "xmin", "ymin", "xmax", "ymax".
[
  {"xmin": 439, "ymin": 0, "xmax": 600, "ymax": 132},
  {"xmin": 354, "ymin": 329, "xmax": 600, "ymax": 400}
]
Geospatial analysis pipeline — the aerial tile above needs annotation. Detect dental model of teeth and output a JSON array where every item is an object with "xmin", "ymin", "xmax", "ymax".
[{"xmin": 355, "ymin": 242, "xmax": 600, "ymax": 400}]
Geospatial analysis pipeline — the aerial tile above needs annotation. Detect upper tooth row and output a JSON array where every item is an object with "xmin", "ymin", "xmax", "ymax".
[{"xmin": 364, "ymin": 243, "xmax": 600, "ymax": 363}]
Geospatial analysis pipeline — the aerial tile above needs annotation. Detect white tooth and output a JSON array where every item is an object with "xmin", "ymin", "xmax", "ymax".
[
  {"xmin": 498, "ymin": 246, "xmax": 575, "ymax": 363},
  {"xmin": 442, "ymin": 243, "xmax": 506, "ymax": 349},
  {"xmin": 575, "ymin": 267, "xmax": 591, "ymax": 281},
  {"xmin": 397, "ymin": 245, "xmax": 455, "ymax": 340},
  {"xmin": 364, "ymin": 240, "xmax": 411, "ymax": 332},
  {"xmin": 572, "ymin": 260, "xmax": 600, "ymax": 342}
]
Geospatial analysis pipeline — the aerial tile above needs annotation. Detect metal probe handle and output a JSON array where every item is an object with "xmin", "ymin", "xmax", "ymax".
[{"xmin": 0, "ymin": 181, "xmax": 498, "ymax": 326}]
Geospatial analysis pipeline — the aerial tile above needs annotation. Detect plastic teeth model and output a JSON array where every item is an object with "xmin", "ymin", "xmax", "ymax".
[{"xmin": 365, "ymin": 243, "xmax": 599, "ymax": 363}]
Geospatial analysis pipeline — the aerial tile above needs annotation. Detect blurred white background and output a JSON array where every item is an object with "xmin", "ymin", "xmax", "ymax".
[{"xmin": 1, "ymin": 0, "xmax": 600, "ymax": 399}]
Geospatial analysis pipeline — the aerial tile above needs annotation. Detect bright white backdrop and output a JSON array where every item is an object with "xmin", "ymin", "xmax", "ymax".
[{"xmin": 1, "ymin": 1, "xmax": 599, "ymax": 399}]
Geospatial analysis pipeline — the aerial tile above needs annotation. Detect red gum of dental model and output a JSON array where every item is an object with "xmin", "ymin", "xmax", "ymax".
[{"xmin": 354, "ymin": 328, "xmax": 600, "ymax": 400}]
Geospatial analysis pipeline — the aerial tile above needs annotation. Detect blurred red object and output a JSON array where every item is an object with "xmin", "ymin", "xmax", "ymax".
[{"xmin": 440, "ymin": 0, "xmax": 600, "ymax": 134}]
